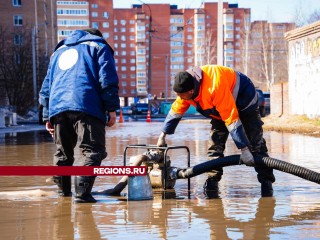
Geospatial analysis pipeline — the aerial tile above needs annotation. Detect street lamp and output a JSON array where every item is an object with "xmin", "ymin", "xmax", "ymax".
[{"xmin": 138, "ymin": 1, "xmax": 153, "ymax": 97}]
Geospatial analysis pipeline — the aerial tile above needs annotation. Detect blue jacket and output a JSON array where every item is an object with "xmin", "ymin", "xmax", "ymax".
[{"xmin": 39, "ymin": 30, "xmax": 120, "ymax": 122}]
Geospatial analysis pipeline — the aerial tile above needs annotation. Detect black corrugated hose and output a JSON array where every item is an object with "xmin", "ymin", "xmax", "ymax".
[{"xmin": 177, "ymin": 155, "xmax": 320, "ymax": 184}]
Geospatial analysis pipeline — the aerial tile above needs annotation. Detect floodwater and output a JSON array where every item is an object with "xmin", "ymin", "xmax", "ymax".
[{"xmin": 0, "ymin": 120, "xmax": 320, "ymax": 240}]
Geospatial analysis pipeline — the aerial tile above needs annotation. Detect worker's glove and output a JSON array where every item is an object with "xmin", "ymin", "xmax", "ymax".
[
  {"xmin": 169, "ymin": 167, "xmax": 181, "ymax": 180},
  {"xmin": 143, "ymin": 150, "xmax": 163, "ymax": 162},
  {"xmin": 240, "ymin": 147, "xmax": 255, "ymax": 166},
  {"xmin": 157, "ymin": 132, "xmax": 167, "ymax": 147}
]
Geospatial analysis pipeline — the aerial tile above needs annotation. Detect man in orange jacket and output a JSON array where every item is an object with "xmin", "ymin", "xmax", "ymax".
[{"xmin": 157, "ymin": 65, "xmax": 274, "ymax": 198}]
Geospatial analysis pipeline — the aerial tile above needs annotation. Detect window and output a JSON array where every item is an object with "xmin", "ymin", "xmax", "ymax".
[
  {"xmin": 226, "ymin": 25, "xmax": 233, "ymax": 30},
  {"xmin": 103, "ymin": 32, "xmax": 109, "ymax": 38},
  {"xmin": 120, "ymin": 20, "xmax": 126, "ymax": 25},
  {"xmin": 13, "ymin": 15, "xmax": 23, "ymax": 26},
  {"xmin": 103, "ymin": 22, "xmax": 109, "ymax": 28},
  {"xmin": 137, "ymin": 57, "xmax": 146, "ymax": 62},
  {"xmin": 15, "ymin": 53, "xmax": 21, "ymax": 64},
  {"xmin": 57, "ymin": 9, "xmax": 88, "ymax": 15},
  {"xmin": 12, "ymin": 0, "xmax": 21, "ymax": 6},
  {"xmin": 58, "ymin": 30, "xmax": 73, "ymax": 36},
  {"xmin": 57, "ymin": 19, "xmax": 89, "ymax": 26},
  {"xmin": 92, "ymin": 22, "xmax": 98, "ymax": 29},
  {"xmin": 121, "ymin": 81, "xmax": 127, "ymax": 86},
  {"xmin": 103, "ymin": 12, "xmax": 109, "ymax": 18},
  {"xmin": 92, "ymin": 4, "xmax": 98, "ymax": 8},
  {"xmin": 92, "ymin": 12, "xmax": 98, "ymax": 17},
  {"xmin": 197, "ymin": 17, "xmax": 205, "ymax": 23},
  {"xmin": 14, "ymin": 35, "xmax": 23, "ymax": 45}
]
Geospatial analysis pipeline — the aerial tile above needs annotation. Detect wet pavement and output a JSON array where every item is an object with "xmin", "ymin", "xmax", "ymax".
[{"xmin": 0, "ymin": 121, "xmax": 320, "ymax": 239}]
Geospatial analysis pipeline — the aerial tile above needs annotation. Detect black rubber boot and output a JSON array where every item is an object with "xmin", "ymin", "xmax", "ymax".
[
  {"xmin": 203, "ymin": 177, "xmax": 219, "ymax": 199},
  {"xmin": 74, "ymin": 176, "xmax": 97, "ymax": 203},
  {"xmin": 53, "ymin": 176, "xmax": 72, "ymax": 197},
  {"xmin": 96, "ymin": 181, "xmax": 127, "ymax": 196},
  {"xmin": 261, "ymin": 180, "xmax": 273, "ymax": 197}
]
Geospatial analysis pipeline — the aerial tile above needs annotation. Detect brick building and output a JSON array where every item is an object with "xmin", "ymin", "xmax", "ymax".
[
  {"xmin": 0, "ymin": 0, "xmax": 295, "ymax": 111},
  {"xmin": 0, "ymin": 0, "xmax": 57, "ymax": 107},
  {"xmin": 55, "ymin": 1, "xmax": 253, "ymax": 105}
]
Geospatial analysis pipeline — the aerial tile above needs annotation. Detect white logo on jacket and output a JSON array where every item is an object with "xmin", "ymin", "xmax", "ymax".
[{"xmin": 58, "ymin": 49, "xmax": 78, "ymax": 70}]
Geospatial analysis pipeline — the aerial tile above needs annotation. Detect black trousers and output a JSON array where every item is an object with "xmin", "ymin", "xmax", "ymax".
[
  {"xmin": 207, "ymin": 107, "xmax": 275, "ymax": 183},
  {"xmin": 52, "ymin": 111, "xmax": 107, "ymax": 167}
]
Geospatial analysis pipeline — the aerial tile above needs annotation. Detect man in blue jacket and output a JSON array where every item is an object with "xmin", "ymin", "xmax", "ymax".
[{"xmin": 39, "ymin": 28, "xmax": 120, "ymax": 203}]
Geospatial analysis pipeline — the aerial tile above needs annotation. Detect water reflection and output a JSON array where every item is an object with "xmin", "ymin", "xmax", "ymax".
[{"xmin": 0, "ymin": 122, "xmax": 320, "ymax": 239}]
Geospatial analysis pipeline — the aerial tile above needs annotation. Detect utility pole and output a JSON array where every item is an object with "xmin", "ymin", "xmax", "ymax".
[
  {"xmin": 165, "ymin": 54, "xmax": 168, "ymax": 101},
  {"xmin": 32, "ymin": 26, "xmax": 37, "ymax": 110},
  {"xmin": 144, "ymin": 3, "xmax": 152, "ymax": 98},
  {"xmin": 217, "ymin": 0, "xmax": 224, "ymax": 66}
]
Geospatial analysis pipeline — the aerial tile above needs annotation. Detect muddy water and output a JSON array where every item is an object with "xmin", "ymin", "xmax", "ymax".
[{"xmin": 0, "ymin": 121, "xmax": 320, "ymax": 239}]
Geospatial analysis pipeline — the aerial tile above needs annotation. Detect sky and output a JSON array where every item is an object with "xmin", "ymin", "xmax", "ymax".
[{"xmin": 113, "ymin": 0, "xmax": 320, "ymax": 23}]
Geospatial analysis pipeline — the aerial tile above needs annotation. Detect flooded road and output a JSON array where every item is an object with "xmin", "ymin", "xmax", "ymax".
[{"xmin": 0, "ymin": 121, "xmax": 320, "ymax": 239}]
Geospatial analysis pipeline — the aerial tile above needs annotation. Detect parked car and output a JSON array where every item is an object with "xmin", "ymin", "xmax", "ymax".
[
  {"xmin": 121, "ymin": 106, "xmax": 133, "ymax": 115},
  {"xmin": 263, "ymin": 92, "xmax": 270, "ymax": 114},
  {"xmin": 256, "ymin": 89, "xmax": 266, "ymax": 117},
  {"xmin": 131, "ymin": 103, "xmax": 149, "ymax": 115}
]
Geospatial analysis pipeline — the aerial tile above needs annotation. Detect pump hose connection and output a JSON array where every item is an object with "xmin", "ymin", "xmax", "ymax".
[{"xmin": 176, "ymin": 155, "xmax": 320, "ymax": 184}]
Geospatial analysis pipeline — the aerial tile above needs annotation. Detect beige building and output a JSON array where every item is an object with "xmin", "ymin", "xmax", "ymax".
[{"xmin": 285, "ymin": 21, "xmax": 320, "ymax": 118}]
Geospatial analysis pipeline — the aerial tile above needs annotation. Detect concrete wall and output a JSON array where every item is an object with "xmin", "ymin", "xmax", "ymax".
[{"xmin": 285, "ymin": 21, "xmax": 320, "ymax": 118}]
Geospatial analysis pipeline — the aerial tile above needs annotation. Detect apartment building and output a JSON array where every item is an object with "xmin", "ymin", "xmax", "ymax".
[
  {"xmin": 0, "ymin": 0, "xmax": 57, "ymax": 107},
  {"xmin": 1, "ymin": 0, "xmax": 294, "ymax": 110}
]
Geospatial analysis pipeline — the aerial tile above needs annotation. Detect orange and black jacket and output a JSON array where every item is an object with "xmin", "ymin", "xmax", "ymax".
[{"xmin": 162, "ymin": 65, "xmax": 258, "ymax": 149}]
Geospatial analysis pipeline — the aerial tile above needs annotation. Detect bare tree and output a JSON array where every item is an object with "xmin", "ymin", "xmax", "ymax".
[
  {"xmin": 205, "ymin": 29, "xmax": 217, "ymax": 65},
  {"xmin": 246, "ymin": 21, "xmax": 293, "ymax": 91},
  {"xmin": 0, "ymin": 26, "xmax": 34, "ymax": 115},
  {"xmin": 294, "ymin": 4, "xmax": 320, "ymax": 27},
  {"xmin": 307, "ymin": 9, "xmax": 320, "ymax": 25}
]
